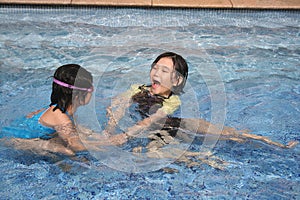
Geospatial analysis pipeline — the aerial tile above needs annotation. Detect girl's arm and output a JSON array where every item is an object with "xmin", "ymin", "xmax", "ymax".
[
  {"xmin": 40, "ymin": 107, "xmax": 86, "ymax": 152},
  {"xmin": 125, "ymin": 108, "xmax": 168, "ymax": 138},
  {"xmin": 104, "ymin": 94, "xmax": 132, "ymax": 135},
  {"xmin": 104, "ymin": 84, "xmax": 142, "ymax": 135},
  {"xmin": 125, "ymin": 92, "xmax": 181, "ymax": 138},
  {"xmin": 54, "ymin": 122, "xmax": 86, "ymax": 152}
]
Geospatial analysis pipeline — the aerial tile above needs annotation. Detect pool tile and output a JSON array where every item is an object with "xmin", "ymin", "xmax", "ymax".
[
  {"xmin": 152, "ymin": 0, "xmax": 232, "ymax": 8},
  {"xmin": 0, "ymin": 0, "xmax": 300, "ymax": 9},
  {"xmin": 71, "ymin": 0, "xmax": 151, "ymax": 6},
  {"xmin": 0, "ymin": 0, "xmax": 71, "ymax": 4},
  {"xmin": 231, "ymin": 0, "xmax": 300, "ymax": 9}
]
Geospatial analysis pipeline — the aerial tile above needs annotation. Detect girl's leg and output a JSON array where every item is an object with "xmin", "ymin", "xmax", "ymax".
[
  {"xmin": 1, "ymin": 137, "xmax": 74, "ymax": 155},
  {"xmin": 180, "ymin": 118, "xmax": 298, "ymax": 148}
]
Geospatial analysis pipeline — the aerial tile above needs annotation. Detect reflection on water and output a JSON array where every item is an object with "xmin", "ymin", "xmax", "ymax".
[{"xmin": 0, "ymin": 6, "xmax": 299, "ymax": 199}]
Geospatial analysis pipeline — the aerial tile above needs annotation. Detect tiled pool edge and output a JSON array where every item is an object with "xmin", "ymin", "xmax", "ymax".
[{"xmin": 0, "ymin": 0, "xmax": 300, "ymax": 9}]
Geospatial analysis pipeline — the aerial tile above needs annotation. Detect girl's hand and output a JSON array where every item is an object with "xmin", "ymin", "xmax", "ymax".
[
  {"xmin": 126, "ymin": 125, "xmax": 144, "ymax": 137},
  {"xmin": 102, "ymin": 129, "xmax": 112, "ymax": 137},
  {"xmin": 108, "ymin": 133, "xmax": 128, "ymax": 145},
  {"xmin": 81, "ymin": 132, "xmax": 127, "ymax": 147}
]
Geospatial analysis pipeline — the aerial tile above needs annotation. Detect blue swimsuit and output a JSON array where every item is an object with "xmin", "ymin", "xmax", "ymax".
[{"xmin": 1, "ymin": 107, "xmax": 56, "ymax": 139}]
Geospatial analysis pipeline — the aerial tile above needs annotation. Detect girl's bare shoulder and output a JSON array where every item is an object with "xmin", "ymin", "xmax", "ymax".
[{"xmin": 40, "ymin": 106, "xmax": 71, "ymax": 127}]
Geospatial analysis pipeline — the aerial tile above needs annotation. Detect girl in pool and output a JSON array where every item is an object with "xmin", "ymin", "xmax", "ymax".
[
  {"xmin": 2, "ymin": 64, "xmax": 103, "ymax": 155},
  {"xmin": 104, "ymin": 51, "xmax": 187, "ymax": 139},
  {"xmin": 103, "ymin": 52, "xmax": 298, "ymax": 149}
]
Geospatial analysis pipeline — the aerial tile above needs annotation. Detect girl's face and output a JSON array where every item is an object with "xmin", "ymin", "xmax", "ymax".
[
  {"xmin": 84, "ymin": 90, "xmax": 93, "ymax": 105},
  {"xmin": 70, "ymin": 88, "xmax": 93, "ymax": 115},
  {"xmin": 150, "ymin": 57, "xmax": 177, "ymax": 97},
  {"xmin": 76, "ymin": 87, "xmax": 94, "ymax": 107}
]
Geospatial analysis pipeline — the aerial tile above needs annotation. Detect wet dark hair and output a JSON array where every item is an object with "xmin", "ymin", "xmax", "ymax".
[
  {"xmin": 151, "ymin": 52, "xmax": 188, "ymax": 95},
  {"xmin": 50, "ymin": 64, "xmax": 93, "ymax": 113}
]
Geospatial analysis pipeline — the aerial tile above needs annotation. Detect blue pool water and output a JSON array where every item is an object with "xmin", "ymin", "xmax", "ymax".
[{"xmin": 0, "ymin": 6, "xmax": 300, "ymax": 199}]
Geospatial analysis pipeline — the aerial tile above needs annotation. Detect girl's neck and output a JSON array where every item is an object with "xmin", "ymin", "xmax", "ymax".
[{"xmin": 149, "ymin": 87, "xmax": 172, "ymax": 98}]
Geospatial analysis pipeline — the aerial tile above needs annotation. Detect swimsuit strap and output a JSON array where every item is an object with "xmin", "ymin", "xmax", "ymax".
[{"xmin": 49, "ymin": 104, "xmax": 74, "ymax": 122}]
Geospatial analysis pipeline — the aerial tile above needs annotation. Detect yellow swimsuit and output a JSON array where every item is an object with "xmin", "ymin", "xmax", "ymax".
[{"xmin": 127, "ymin": 84, "xmax": 181, "ymax": 117}]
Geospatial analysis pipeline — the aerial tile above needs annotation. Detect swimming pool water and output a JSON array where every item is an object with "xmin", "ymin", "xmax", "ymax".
[{"xmin": 0, "ymin": 6, "xmax": 299, "ymax": 199}]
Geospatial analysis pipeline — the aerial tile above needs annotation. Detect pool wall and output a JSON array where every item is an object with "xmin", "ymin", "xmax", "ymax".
[{"xmin": 1, "ymin": 0, "xmax": 300, "ymax": 9}]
